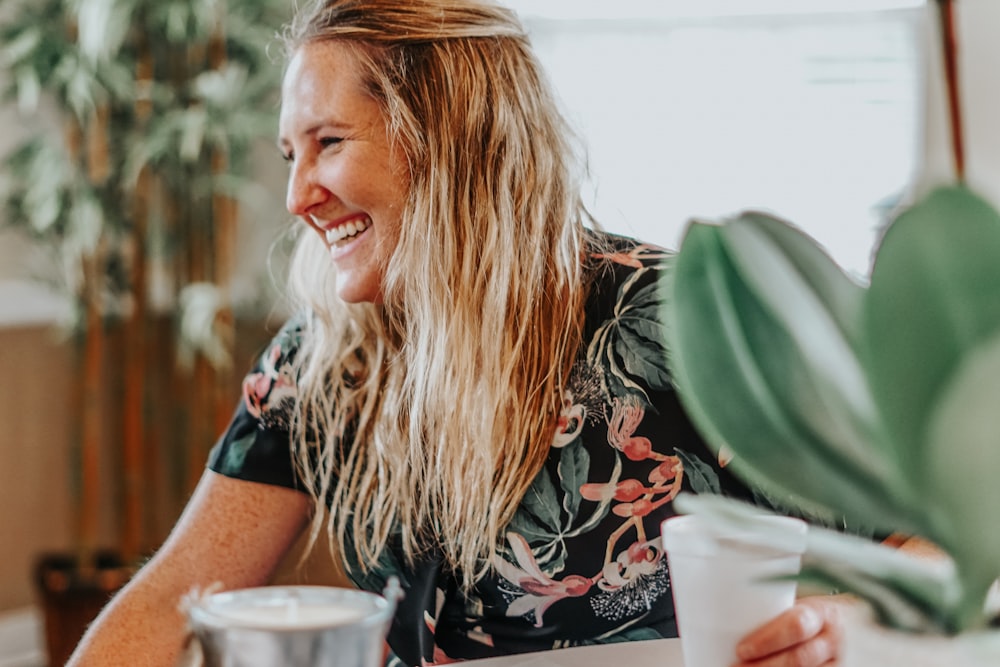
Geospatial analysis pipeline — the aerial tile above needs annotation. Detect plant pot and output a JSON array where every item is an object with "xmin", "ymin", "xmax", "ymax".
[
  {"xmin": 33, "ymin": 551, "xmax": 134, "ymax": 667},
  {"xmin": 841, "ymin": 612, "xmax": 1000, "ymax": 667}
]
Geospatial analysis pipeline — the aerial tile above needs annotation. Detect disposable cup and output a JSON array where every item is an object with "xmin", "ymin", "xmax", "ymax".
[{"xmin": 661, "ymin": 513, "xmax": 807, "ymax": 667}]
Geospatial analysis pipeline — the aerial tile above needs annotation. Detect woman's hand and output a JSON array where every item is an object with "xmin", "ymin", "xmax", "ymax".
[{"xmin": 733, "ymin": 596, "xmax": 848, "ymax": 667}]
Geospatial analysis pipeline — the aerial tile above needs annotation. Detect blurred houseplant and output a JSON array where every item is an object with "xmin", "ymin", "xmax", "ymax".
[
  {"xmin": 662, "ymin": 184, "xmax": 1000, "ymax": 662},
  {"xmin": 0, "ymin": 0, "xmax": 288, "ymax": 662},
  {"xmin": 661, "ymin": 0, "xmax": 1000, "ymax": 663}
]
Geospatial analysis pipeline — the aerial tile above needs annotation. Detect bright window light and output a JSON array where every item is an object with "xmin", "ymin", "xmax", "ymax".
[
  {"xmin": 503, "ymin": 1, "xmax": 925, "ymax": 277},
  {"xmin": 504, "ymin": 0, "xmax": 926, "ymax": 21}
]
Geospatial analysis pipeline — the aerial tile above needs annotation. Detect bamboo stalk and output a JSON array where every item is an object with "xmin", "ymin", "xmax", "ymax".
[
  {"xmin": 80, "ymin": 109, "xmax": 111, "ymax": 573},
  {"xmin": 208, "ymin": 4, "xmax": 237, "ymax": 435},
  {"xmin": 211, "ymin": 147, "xmax": 237, "ymax": 435},
  {"xmin": 121, "ymin": 175, "xmax": 149, "ymax": 563},
  {"xmin": 120, "ymin": 32, "xmax": 156, "ymax": 565},
  {"xmin": 78, "ymin": 248, "xmax": 104, "ymax": 576},
  {"xmin": 85, "ymin": 104, "xmax": 110, "ymax": 186}
]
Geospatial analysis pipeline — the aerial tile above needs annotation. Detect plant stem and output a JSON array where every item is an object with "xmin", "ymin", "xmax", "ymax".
[{"xmin": 937, "ymin": 0, "xmax": 965, "ymax": 182}]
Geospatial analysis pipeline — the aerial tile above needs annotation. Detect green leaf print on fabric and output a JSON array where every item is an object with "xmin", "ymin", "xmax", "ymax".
[
  {"xmin": 521, "ymin": 463, "xmax": 563, "ymax": 531},
  {"xmin": 674, "ymin": 448, "xmax": 722, "ymax": 495},
  {"xmin": 218, "ymin": 432, "xmax": 257, "ymax": 475},
  {"xmin": 593, "ymin": 625, "xmax": 664, "ymax": 644},
  {"xmin": 558, "ymin": 440, "xmax": 590, "ymax": 518},
  {"xmin": 507, "ymin": 506, "xmax": 558, "ymax": 544},
  {"xmin": 587, "ymin": 267, "xmax": 673, "ymax": 402},
  {"xmin": 504, "ymin": 443, "xmax": 620, "ymax": 575}
]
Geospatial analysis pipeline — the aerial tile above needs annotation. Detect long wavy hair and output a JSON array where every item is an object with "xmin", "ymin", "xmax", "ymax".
[{"xmin": 283, "ymin": 0, "xmax": 592, "ymax": 587}]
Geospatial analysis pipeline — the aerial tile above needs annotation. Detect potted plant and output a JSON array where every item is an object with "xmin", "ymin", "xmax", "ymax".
[
  {"xmin": 1, "ymin": 0, "xmax": 287, "ymax": 663},
  {"xmin": 662, "ymin": 181, "xmax": 1000, "ymax": 664},
  {"xmin": 658, "ymin": 0, "xmax": 1000, "ymax": 662}
]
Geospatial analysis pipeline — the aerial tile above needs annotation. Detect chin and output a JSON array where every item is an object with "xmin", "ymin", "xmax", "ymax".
[{"xmin": 335, "ymin": 276, "xmax": 381, "ymax": 304}]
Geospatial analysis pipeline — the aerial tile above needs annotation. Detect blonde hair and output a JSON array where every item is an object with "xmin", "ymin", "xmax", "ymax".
[{"xmin": 283, "ymin": 0, "xmax": 590, "ymax": 587}]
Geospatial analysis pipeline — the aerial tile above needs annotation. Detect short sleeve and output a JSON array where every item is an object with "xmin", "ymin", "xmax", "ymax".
[{"xmin": 207, "ymin": 316, "xmax": 306, "ymax": 492}]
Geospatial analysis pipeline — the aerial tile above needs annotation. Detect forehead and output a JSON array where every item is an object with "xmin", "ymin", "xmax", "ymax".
[{"xmin": 279, "ymin": 41, "xmax": 375, "ymax": 131}]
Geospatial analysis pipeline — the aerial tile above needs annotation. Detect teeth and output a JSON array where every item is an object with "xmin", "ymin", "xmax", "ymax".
[{"xmin": 324, "ymin": 217, "xmax": 370, "ymax": 244}]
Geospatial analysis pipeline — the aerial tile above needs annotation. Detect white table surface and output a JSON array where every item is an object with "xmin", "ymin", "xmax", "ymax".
[{"xmin": 460, "ymin": 638, "xmax": 684, "ymax": 667}]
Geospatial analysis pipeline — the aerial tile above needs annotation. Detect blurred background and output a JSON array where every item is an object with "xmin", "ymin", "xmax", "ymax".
[{"xmin": 1, "ymin": 0, "xmax": 996, "ymax": 665}]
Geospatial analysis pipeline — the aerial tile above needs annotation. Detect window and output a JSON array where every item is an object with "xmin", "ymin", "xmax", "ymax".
[{"xmin": 505, "ymin": 0, "xmax": 926, "ymax": 277}]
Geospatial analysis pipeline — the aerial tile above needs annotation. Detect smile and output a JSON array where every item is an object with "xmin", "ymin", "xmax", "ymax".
[{"xmin": 324, "ymin": 216, "xmax": 371, "ymax": 244}]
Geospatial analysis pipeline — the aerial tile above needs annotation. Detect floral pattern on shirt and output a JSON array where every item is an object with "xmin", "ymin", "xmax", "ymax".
[{"xmin": 208, "ymin": 233, "xmax": 753, "ymax": 667}]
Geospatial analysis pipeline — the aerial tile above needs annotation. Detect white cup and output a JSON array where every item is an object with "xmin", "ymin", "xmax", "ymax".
[
  {"xmin": 187, "ymin": 585, "xmax": 397, "ymax": 667},
  {"xmin": 661, "ymin": 513, "xmax": 808, "ymax": 667}
]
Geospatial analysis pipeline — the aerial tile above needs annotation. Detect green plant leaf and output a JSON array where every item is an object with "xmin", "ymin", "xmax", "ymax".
[
  {"xmin": 865, "ymin": 186, "xmax": 1000, "ymax": 537},
  {"xmin": 665, "ymin": 219, "xmax": 911, "ymax": 533},
  {"xmin": 924, "ymin": 329, "xmax": 1000, "ymax": 611},
  {"xmin": 720, "ymin": 213, "xmax": 893, "ymax": 484},
  {"xmin": 76, "ymin": 0, "xmax": 134, "ymax": 64},
  {"xmin": 796, "ymin": 566, "xmax": 954, "ymax": 633}
]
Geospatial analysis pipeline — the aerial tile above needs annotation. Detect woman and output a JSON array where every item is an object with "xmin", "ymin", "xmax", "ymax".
[{"xmin": 68, "ymin": 1, "xmax": 844, "ymax": 665}]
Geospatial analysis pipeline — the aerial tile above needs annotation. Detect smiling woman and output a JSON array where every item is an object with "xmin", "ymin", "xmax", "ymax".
[
  {"xmin": 46, "ymin": 1, "xmax": 923, "ymax": 666},
  {"xmin": 279, "ymin": 40, "xmax": 409, "ymax": 304}
]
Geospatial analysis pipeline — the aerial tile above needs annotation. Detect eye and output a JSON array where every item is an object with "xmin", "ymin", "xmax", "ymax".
[
  {"xmin": 280, "ymin": 150, "xmax": 294, "ymax": 163},
  {"xmin": 319, "ymin": 136, "xmax": 344, "ymax": 149}
]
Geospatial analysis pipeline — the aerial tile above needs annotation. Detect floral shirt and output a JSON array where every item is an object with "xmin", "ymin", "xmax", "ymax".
[{"xmin": 208, "ymin": 232, "xmax": 753, "ymax": 667}]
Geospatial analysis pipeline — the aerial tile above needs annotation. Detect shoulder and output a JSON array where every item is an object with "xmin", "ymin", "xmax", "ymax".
[
  {"xmin": 583, "ymin": 229, "xmax": 674, "ymax": 308},
  {"xmin": 576, "ymin": 229, "xmax": 677, "ymax": 398},
  {"xmin": 206, "ymin": 313, "xmax": 310, "ymax": 489},
  {"xmin": 241, "ymin": 313, "xmax": 307, "ymax": 428},
  {"xmin": 582, "ymin": 229, "xmax": 675, "ymax": 322},
  {"xmin": 585, "ymin": 228, "xmax": 674, "ymax": 271}
]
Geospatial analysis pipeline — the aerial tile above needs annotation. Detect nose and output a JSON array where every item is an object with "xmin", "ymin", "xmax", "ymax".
[{"xmin": 285, "ymin": 157, "xmax": 328, "ymax": 218}]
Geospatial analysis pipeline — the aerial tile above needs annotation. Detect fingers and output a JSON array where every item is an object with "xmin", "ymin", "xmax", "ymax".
[
  {"xmin": 734, "ymin": 598, "xmax": 844, "ymax": 667},
  {"xmin": 735, "ymin": 628, "xmax": 838, "ymax": 667}
]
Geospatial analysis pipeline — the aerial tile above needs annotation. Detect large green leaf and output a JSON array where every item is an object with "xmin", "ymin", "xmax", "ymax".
[
  {"xmin": 923, "ymin": 329, "xmax": 1000, "ymax": 614},
  {"xmin": 865, "ymin": 186, "xmax": 1000, "ymax": 528},
  {"xmin": 665, "ymin": 219, "xmax": 912, "ymax": 532},
  {"xmin": 720, "ymin": 214, "xmax": 894, "ymax": 484}
]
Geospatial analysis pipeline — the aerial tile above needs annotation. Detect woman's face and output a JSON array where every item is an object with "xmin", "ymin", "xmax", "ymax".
[{"xmin": 279, "ymin": 41, "xmax": 409, "ymax": 304}]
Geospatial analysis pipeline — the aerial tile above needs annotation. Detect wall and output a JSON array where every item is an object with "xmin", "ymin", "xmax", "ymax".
[{"xmin": 0, "ymin": 326, "xmax": 75, "ymax": 610}]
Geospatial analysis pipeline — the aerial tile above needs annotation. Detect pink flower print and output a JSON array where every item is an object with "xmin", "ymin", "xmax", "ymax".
[
  {"xmin": 593, "ymin": 397, "xmax": 687, "ymax": 565},
  {"xmin": 649, "ymin": 456, "xmax": 683, "ymax": 486},
  {"xmin": 606, "ymin": 396, "xmax": 658, "ymax": 461},
  {"xmin": 611, "ymin": 493, "xmax": 675, "ymax": 519},
  {"xmin": 599, "ymin": 539, "xmax": 662, "ymax": 590},
  {"xmin": 553, "ymin": 393, "xmax": 585, "ymax": 448},
  {"xmin": 419, "ymin": 592, "xmax": 459, "ymax": 665},
  {"xmin": 606, "ymin": 397, "xmax": 684, "ymax": 475},
  {"xmin": 717, "ymin": 443, "xmax": 735, "ymax": 468},
  {"xmin": 494, "ymin": 533, "xmax": 593, "ymax": 627},
  {"xmin": 590, "ymin": 244, "xmax": 670, "ymax": 269},
  {"xmin": 581, "ymin": 478, "xmax": 645, "ymax": 503},
  {"xmin": 243, "ymin": 343, "xmax": 296, "ymax": 419}
]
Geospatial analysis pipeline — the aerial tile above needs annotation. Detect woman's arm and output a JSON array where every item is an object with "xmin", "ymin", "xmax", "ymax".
[{"xmin": 67, "ymin": 470, "xmax": 312, "ymax": 667}]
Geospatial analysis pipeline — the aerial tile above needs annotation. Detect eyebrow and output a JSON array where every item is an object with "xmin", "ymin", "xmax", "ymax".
[{"xmin": 277, "ymin": 120, "xmax": 357, "ymax": 150}]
